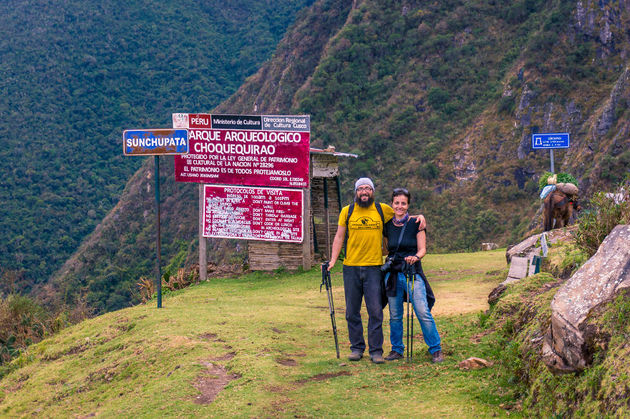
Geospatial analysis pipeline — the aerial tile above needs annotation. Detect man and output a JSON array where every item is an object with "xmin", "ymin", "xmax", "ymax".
[{"xmin": 328, "ymin": 178, "xmax": 426, "ymax": 364}]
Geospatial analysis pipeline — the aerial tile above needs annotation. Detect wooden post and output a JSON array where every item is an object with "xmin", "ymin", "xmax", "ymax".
[
  {"xmin": 302, "ymin": 187, "xmax": 311, "ymax": 270},
  {"xmin": 323, "ymin": 178, "xmax": 331, "ymax": 259},
  {"xmin": 199, "ymin": 184, "xmax": 207, "ymax": 281}
]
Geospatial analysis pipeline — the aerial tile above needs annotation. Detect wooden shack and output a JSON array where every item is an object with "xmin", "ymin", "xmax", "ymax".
[{"xmin": 248, "ymin": 148, "xmax": 356, "ymax": 271}]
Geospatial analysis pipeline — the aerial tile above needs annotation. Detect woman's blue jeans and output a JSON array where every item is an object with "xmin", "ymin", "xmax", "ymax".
[{"xmin": 386, "ymin": 272, "xmax": 441, "ymax": 355}]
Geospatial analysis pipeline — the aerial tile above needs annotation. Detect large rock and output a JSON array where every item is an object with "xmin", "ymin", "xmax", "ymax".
[{"xmin": 542, "ymin": 225, "xmax": 630, "ymax": 373}]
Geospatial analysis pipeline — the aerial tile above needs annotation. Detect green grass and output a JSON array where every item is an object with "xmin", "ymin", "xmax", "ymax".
[{"xmin": 0, "ymin": 249, "xmax": 519, "ymax": 417}]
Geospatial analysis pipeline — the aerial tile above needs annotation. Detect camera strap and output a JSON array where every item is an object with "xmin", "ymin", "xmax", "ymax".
[{"xmin": 391, "ymin": 218, "xmax": 408, "ymax": 255}]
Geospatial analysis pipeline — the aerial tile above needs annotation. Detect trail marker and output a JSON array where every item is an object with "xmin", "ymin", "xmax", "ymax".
[{"xmin": 532, "ymin": 132, "xmax": 570, "ymax": 173}]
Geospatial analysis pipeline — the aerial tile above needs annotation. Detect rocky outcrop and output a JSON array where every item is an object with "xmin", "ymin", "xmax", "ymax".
[
  {"xmin": 453, "ymin": 131, "xmax": 478, "ymax": 182},
  {"xmin": 595, "ymin": 68, "xmax": 630, "ymax": 137},
  {"xmin": 505, "ymin": 227, "xmax": 576, "ymax": 264},
  {"xmin": 542, "ymin": 225, "xmax": 630, "ymax": 373},
  {"xmin": 488, "ymin": 228, "xmax": 576, "ymax": 305}
]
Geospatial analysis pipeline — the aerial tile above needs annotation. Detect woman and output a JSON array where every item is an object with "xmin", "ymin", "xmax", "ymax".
[{"xmin": 383, "ymin": 188, "xmax": 443, "ymax": 363}]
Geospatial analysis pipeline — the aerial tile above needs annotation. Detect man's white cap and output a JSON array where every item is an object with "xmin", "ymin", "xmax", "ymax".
[{"xmin": 355, "ymin": 177, "xmax": 374, "ymax": 192}]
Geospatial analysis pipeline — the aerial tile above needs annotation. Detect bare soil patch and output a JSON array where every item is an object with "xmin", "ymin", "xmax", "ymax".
[
  {"xmin": 43, "ymin": 341, "xmax": 91, "ymax": 361},
  {"xmin": 87, "ymin": 363, "xmax": 119, "ymax": 384},
  {"xmin": 210, "ymin": 352, "xmax": 236, "ymax": 361},
  {"xmin": 275, "ymin": 357, "xmax": 298, "ymax": 366},
  {"xmin": 284, "ymin": 352, "xmax": 306, "ymax": 357},
  {"xmin": 193, "ymin": 361, "xmax": 241, "ymax": 405},
  {"xmin": 295, "ymin": 371, "xmax": 352, "ymax": 384},
  {"xmin": 199, "ymin": 332, "xmax": 225, "ymax": 343}
]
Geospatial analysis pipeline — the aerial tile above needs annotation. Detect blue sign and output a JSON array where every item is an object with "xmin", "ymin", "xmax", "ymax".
[
  {"xmin": 123, "ymin": 129, "xmax": 189, "ymax": 156},
  {"xmin": 531, "ymin": 133, "xmax": 570, "ymax": 149}
]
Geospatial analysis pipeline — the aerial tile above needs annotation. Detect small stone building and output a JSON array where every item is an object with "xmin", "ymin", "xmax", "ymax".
[{"xmin": 248, "ymin": 147, "xmax": 356, "ymax": 270}]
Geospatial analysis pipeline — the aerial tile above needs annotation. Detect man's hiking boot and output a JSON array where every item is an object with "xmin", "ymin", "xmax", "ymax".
[
  {"xmin": 348, "ymin": 351, "xmax": 363, "ymax": 361},
  {"xmin": 370, "ymin": 353, "xmax": 385, "ymax": 364},
  {"xmin": 431, "ymin": 350, "xmax": 444, "ymax": 363},
  {"xmin": 384, "ymin": 351, "xmax": 404, "ymax": 361}
]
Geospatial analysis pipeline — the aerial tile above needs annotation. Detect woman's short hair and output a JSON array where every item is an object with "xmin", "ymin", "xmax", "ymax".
[{"xmin": 392, "ymin": 187, "xmax": 410, "ymax": 203}]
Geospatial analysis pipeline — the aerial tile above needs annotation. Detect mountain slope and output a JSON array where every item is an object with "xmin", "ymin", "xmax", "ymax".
[
  {"xmin": 50, "ymin": 0, "xmax": 630, "ymax": 312},
  {"xmin": 44, "ymin": 0, "xmax": 352, "ymax": 313},
  {"xmin": 0, "ymin": 0, "xmax": 313, "ymax": 292}
]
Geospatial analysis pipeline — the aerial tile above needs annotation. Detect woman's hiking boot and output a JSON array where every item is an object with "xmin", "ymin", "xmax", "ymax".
[
  {"xmin": 384, "ymin": 351, "xmax": 404, "ymax": 361},
  {"xmin": 431, "ymin": 350, "xmax": 444, "ymax": 363}
]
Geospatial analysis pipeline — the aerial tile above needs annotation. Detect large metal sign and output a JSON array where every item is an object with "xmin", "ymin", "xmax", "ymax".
[
  {"xmin": 172, "ymin": 113, "xmax": 310, "ymax": 188},
  {"xmin": 123, "ymin": 129, "xmax": 189, "ymax": 156},
  {"xmin": 202, "ymin": 185, "xmax": 303, "ymax": 242},
  {"xmin": 532, "ymin": 133, "xmax": 570, "ymax": 149}
]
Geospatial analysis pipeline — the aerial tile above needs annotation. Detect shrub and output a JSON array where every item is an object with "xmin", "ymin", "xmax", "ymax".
[
  {"xmin": 0, "ymin": 295, "xmax": 50, "ymax": 364},
  {"xmin": 543, "ymin": 241, "xmax": 589, "ymax": 279},
  {"xmin": 575, "ymin": 180, "xmax": 630, "ymax": 257},
  {"xmin": 427, "ymin": 87, "xmax": 450, "ymax": 110},
  {"xmin": 498, "ymin": 95, "xmax": 516, "ymax": 114}
]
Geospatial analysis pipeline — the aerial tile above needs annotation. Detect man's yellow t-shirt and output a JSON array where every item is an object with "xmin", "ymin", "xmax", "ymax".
[{"xmin": 338, "ymin": 202, "xmax": 394, "ymax": 266}]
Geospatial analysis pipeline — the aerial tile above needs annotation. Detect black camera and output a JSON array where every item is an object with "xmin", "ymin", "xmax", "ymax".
[{"xmin": 380, "ymin": 256, "xmax": 394, "ymax": 273}]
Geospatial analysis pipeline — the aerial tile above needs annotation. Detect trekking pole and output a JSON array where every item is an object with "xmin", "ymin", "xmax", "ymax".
[
  {"xmin": 409, "ymin": 265, "xmax": 415, "ymax": 362},
  {"xmin": 404, "ymin": 263, "xmax": 415, "ymax": 363},
  {"xmin": 405, "ymin": 265, "xmax": 411, "ymax": 362},
  {"xmin": 321, "ymin": 262, "xmax": 340, "ymax": 359}
]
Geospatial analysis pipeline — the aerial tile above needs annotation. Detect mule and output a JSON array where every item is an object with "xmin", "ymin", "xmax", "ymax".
[{"xmin": 543, "ymin": 190, "xmax": 576, "ymax": 231}]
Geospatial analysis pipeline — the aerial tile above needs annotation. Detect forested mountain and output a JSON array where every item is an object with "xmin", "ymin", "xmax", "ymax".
[
  {"xmin": 16, "ymin": 0, "xmax": 630, "ymax": 313},
  {"xmin": 0, "ymin": 0, "xmax": 313, "ymax": 293}
]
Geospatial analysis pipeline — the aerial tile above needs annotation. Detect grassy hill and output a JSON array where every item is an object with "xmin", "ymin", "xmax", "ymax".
[
  {"xmin": 1, "ymin": 250, "xmax": 515, "ymax": 417},
  {"xmin": 0, "ymin": 0, "xmax": 313, "ymax": 292},
  {"xmin": 6, "ymin": 219, "xmax": 630, "ymax": 416}
]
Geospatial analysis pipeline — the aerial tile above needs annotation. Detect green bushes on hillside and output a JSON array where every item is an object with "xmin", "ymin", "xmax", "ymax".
[
  {"xmin": 0, "ymin": 0, "xmax": 312, "ymax": 290},
  {"xmin": 0, "ymin": 294, "xmax": 49, "ymax": 366},
  {"xmin": 575, "ymin": 179, "xmax": 630, "ymax": 256}
]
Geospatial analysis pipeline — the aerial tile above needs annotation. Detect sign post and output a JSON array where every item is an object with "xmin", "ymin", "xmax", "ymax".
[
  {"xmin": 123, "ymin": 129, "xmax": 189, "ymax": 308},
  {"xmin": 531, "ymin": 132, "xmax": 570, "ymax": 173},
  {"xmin": 154, "ymin": 156, "xmax": 162, "ymax": 309}
]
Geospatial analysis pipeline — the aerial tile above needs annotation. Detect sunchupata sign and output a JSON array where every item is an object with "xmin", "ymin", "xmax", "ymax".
[
  {"xmin": 123, "ymin": 129, "xmax": 189, "ymax": 156},
  {"xmin": 172, "ymin": 113, "xmax": 310, "ymax": 188},
  {"xmin": 203, "ymin": 185, "xmax": 303, "ymax": 242}
]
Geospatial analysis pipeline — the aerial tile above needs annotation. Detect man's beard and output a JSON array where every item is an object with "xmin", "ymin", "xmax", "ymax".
[{"xmin": 355, "ymin": 194, "xmax": 374, "ymax": 208}]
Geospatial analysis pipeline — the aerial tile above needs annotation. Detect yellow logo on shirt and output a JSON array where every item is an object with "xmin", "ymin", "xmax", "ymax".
[{"xmin": 350, "ymin": 216, "xmax": 380, "ymax": 230}]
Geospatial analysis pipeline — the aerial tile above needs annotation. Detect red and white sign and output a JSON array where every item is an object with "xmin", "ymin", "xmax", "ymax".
[
  {"xmin": 202, "ymin": 185, "xmax": 303, "ymax": 242},
  {"xmin": 173, "ymin": 113, "xmax": 310, "ymax": 188}
]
